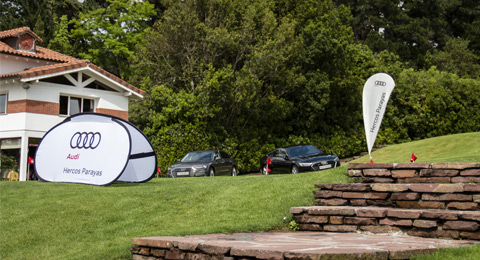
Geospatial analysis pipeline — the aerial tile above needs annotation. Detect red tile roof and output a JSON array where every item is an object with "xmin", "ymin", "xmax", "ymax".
[
  {"xmin": 0, "ymin": 27, "xmax": 42, "ymax": 42},
  {"xmin": 0, "ymin": 27, "xmax": 145, "ymax": 97}
]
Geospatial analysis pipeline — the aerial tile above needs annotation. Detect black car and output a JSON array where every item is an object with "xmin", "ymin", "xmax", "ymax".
[
  {"xmin": 167, "ymin": 150, "xmax": 238, "ymax": 177},
  {"xmin": 259, "ymin": 144, "xmax": 340, "ymax": 174}
]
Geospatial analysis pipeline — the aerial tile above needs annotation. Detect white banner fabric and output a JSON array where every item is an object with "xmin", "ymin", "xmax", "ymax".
[
  {"xmin": 35, "ymin": 113, "xmax": 156, "ymax": 186},
  {"xmin": 362, "ymin": 73, "xmax": 395, "ymax": 159}
]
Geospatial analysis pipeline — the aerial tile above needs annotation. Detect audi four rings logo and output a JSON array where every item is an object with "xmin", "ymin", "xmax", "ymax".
[
  {"xmin": 375, "ymin": 80, "xmax": 387, "ymax": 86},
  {"xmin": 70, "ymin": 132, "xmax": 101, "ymax": 149}
]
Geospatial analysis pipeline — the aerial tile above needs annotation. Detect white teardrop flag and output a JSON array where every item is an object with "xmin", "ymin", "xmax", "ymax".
[{"xmin": 363, "ymin": 73, "xmax": 395, "ymax": 161}]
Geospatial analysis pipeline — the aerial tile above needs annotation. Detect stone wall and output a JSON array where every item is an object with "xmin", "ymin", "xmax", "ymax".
[
  {"xmin": 291, "ymin": 206, "xmax": 480, "ymax": 240},
  {"xmin": 291, "ymin": 162, "xmax": 480, "ymax": 240},
  {"xmin": 314, "ymin": 183, "xmax": 480, "ymax": 210},
  {"xmin": 348, "ymin": 163, "xmax": 480, "ymax": 183}
]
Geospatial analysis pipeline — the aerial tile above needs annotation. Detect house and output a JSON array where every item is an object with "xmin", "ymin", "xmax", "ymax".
[{"xmin": 0, "ymin": 27, "xmax": 145, "ymax": 181}]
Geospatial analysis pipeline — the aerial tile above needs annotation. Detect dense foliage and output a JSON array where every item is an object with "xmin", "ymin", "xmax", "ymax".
[{"xmin": 1, "ymin": 0, "xmax": 479, "ymax": 172}]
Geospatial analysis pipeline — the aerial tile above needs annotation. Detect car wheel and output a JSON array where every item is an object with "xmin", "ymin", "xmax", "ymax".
[
  {"xmin": 262, "ymin": 165, "xmax": 269, "ymax": 175},
  {"xmin": 291, "ymin": 165, "xmax": 299, "ymax": 174},
  {"xmin": 208, "ymin": 167, "xmax": 215, "ymax": 177},
  {"xmin": 231, "ymin": 166, "xmax": 238, "ymax": 176}
]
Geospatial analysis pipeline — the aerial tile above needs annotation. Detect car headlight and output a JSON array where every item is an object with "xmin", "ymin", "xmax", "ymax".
[
  {"xmin": 192, "ymin": 165, "xmax": 207, "ymax": 170},
  {"xmin": 298, "ymin": 162, "xmax": 313, "ymax": 167}
]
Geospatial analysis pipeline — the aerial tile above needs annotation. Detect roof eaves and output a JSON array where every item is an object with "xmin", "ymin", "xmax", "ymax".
[{"xmin": 87, "ymin": 64, "xmax": 146, "ymax": 97}]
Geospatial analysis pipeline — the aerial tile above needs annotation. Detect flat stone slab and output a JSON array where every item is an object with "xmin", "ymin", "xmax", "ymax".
[{"xmin": 132, "ymin": 231, "xmax": 478, "ymax": 260}]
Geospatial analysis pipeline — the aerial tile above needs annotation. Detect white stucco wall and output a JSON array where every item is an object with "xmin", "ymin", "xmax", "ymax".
[{"xmin": 0, "ymin": 54, "xmax": 55, "ymax": 75}]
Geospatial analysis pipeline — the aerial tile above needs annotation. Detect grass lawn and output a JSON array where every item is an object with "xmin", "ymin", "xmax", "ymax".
[{"xmin": 1, "ymin": 132, "xmax": 479, "ymax": 259}]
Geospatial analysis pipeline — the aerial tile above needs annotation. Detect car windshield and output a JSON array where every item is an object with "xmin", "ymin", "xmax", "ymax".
[
  {"xmin": 286, "ymin": 145, "xmax": 323, "ymax": 158},
  {"xmin": 181, "ymin": 151, "xmax": 214, "ymax": 162}
]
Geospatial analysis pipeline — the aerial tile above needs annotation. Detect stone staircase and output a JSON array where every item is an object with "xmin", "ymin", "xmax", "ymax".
[{"xmin": 290, "ymin": 163, "xmax": 480, "ymax": 241}]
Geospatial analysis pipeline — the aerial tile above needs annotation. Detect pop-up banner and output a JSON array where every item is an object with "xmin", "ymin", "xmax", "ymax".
[
  {"xmin": 363, "ymin": 73, "xmax": 395, "ymax": 161},
  {"xmin": 35, "ymin": 113, "xmax": 157, "ymax": 186}
]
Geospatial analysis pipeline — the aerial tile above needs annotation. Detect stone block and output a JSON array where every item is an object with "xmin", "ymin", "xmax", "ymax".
[
  {"xmin": 313, "ymin": 190, "xmax": 343, "ymax": 198},
  {"xmin": 366, "ymin": 200, "xmax": 394, "ymax": 207},
  {"xmin": 413, "ymin": 220, "xmax": 437, "ymax": 229},
  {"xmin": 151, "ymin": 249, "xmax": 166, "ymax": 258},
  {"xmin": 344, "ymin": 217, "xmax": 376, "ymax": 225},
  {"xmin": 394, "ymin": 163, "xmax": 431, "ymax": 169},
  {"xmin": 302, "ymin": 215, "xmax": 329, "ymax": 224},
  {"xmin": 420, "ymin": 169, "xmax": 459, "ymax": 177},
  {"xmin": 332, "ymin": 183, "xmax": 371, "ymax": 191},
  {"xmin": 356, "ymin": 208, "xmax": 387, "ymax": 218},
  {"xmin": 350, "ymin": 199, "xmax": 368, "ymax": 206},
  {"xmin": 348, "ymin": 169, "xmax": 363, "ymax": 177},
  {"xmin": 371, "ymin": 184, "xmax": 410, "ymax": 192},
  {"xmin": 446, "ymin": 202, "xmax": 478, "ymax": 210},
  {"xmin": 348, "ymin": 163, "xmax": 393, "ymax": 169},
  {"xmin": 379, "ymin": 218, "xmax": 413, "ymax": 227},
  {"xmin": 363, "ymin": 177, "xmax": 394, "ymax": 183},
  {"xmin": 474, "ymin": 195, "xmax": 480, "ymax": 202},
  {"xmin": 432, "ymin": 162, "xmax": 480, "ymax": 169},
  {"xmin": 387, "ymin": 209, "xmax": 421, "ymax": 219},
  {"xmin": 166, "ymin": 249, "xmax": 186, "ymax": 260},
  {"xmin": 315, "ymin": 198, "xmax": 348, "ymax": 206},
  {"xmin": 390, "ymin": 192, "xmax": 420, "ymax": 201},
  {"xmin": 406, "ymin": 229, "xmax": 435, "ymax": 238},
  {"xmin": 408, "ymin": 183, "xmax": 463, "ymax": 193},
  {"xmin": 398, "ymin": 177, "xmax": 451, "ymax": 183},
  {"xmin": 364, "ymin": 169, "xmax": 391, "ymax": 177},
  {"xmin": 460, "ymin": 232, "xmax": 480, "ymax": 240},
  {"xmin": 421, "ymin": 211, "xmax": 459, "ymax": 220},
  {"xmin": 464, "ymin": 184, "xmax": 480, "ymax": 192},
  {"xmin": 443, "ymin": 221, "xmax": 480, "ymax": 231},
  {"xmin": 460, "ymin": 169, "xmax": 480, "ymax": 176},
  {"xmin": 308, "ymin": 206, "xmax": 356, "ymax": 216},
  {"xmin": 185, "ymin": 253, "xmax": 210, "ymax": 260},
  {"xmin": 323, "ymin": 225, "xmax": 358, "ymax": 232},
  {"xmin": 230, "ymin": 248, "xmax": 283, "ymax": 260},
  {"xmin": 459, "ymin": 212, "xmax": 480, "ymax": 221},
  {"xmin": 391, "ymin": 170, "xmax": 416, "ymax": 178},
  {"xmin": 396, "ymin": 201, "xmax": 445, "ymax": 209},
  {"xmin": 138, "ymin": 247, "xmax": 150, "ymax": 256},
  {"xmin": 452, "ymin": 176, "xmax": 480, "ymax": 183},
  {"xmin": 298, "ymin": 224, "xmax": 323, "ymax": 231},
  {"xmin": 178, "ymin": 242, "xmax": 198, "ymax": 252},
  {"xmin": 435, "ymin": 228, "xmax": 460, "ymax": 239},
  {"xmin": 329, "ymin": 216, "xmax": 344, "ymax": 225},
  {"xmin": 421, "ymin": 194, "xmax": 472, "ymax": 201},
  {"xmin": 342, "ymin": 192, "xmax": 389, "ymax": 200},
  {"xmin": 359, "ymin": 225, "xmax": 402, "ymax": 234},
  {"xmin": 197, "ymin": 244, "xmax": 230, "ymax": 256}
]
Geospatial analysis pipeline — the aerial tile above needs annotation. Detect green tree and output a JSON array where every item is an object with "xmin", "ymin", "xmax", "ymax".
[
  {"xmin": 131, "ymin": 0, "xmax": 385, "ymax": 171},
  {"xmin": 70, "ymin": 0, "xmax": 157, "ymax": 78},
  {"xmin": 335, "ymin": 0, "xmax": 480, "ymax": 68},
  {"xmin": 0, "ymin": 0, "xmax": 82, "ymax": 45},
  {"xmin": 48, "ymin": 15, "xmax": 73, "ymax": 55},
  {"xmin": 425, "ymin": 38, "xmax": 480, "ymax": 79}
]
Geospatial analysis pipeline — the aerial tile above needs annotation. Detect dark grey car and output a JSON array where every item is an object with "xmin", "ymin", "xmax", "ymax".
[
  {"xmin": 259, "ymin": 144, "xmax": 340, "ymax": 174},
  {"xmin": 167, "ymin": 150, "xmax": 238, "ymax": 177}
]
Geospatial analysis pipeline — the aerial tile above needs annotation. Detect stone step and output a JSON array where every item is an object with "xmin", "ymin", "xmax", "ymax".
[
  {"xmin": 314, "ymin": 183, "xmax": 480, "ymax": 210},
  {"xmin": 290, "ymin": 206, "xmax": 480, "ymax": 240},
  {"xmin": 131, "ymin": 232, "xmax": 478, "ymax": 260},
  {"xmin": 348, "ymin": 162, "xmax": 480, "ymax": 183}
]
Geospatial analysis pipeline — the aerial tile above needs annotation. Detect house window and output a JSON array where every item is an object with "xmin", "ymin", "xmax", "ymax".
[
  {"xmin": 0, "ymin": 94, "xmax": 7, "ymax": 114},
  {"xmin": 59, "ymin": 95, "xmax": 95, "ymax": 116}
]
